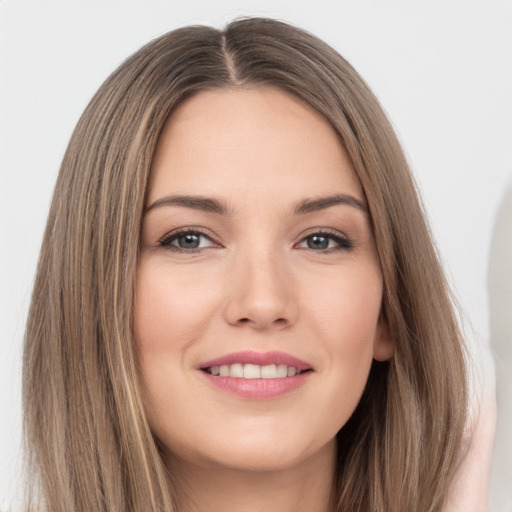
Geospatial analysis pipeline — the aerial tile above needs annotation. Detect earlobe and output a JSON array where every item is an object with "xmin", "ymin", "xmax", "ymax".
[{"xmin": 373, "ymin": 319, "xmax": 394, "ymax": 362}]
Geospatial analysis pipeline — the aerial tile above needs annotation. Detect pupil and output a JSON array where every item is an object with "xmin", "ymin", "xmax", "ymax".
[
  {"xmin": 179, "ymin": 234, "xmax": 200, "ymax": 249},
  {"xmin": 308, "ymin": 236, "xmax": 329, "ymax": 249}
]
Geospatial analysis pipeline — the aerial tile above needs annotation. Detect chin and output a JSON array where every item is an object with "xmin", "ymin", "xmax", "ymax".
[{"xmin": 164, "ymin": 424, "xmax": 336, "ymax": 475}]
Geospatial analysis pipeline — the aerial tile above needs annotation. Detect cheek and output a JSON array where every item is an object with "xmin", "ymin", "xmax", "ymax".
[
  {"xmin": 306, "ymin": 263, "xmax": 383, "ymax": 350},
  {"xmin": 302, "ymin": 264, "xmax": 382, "ymax": 422},
  {"xmin": 133, "ymin": 260, "xmax": 224, "ymax": 441},
  {"xmin": 133, "ymin": 260, "xmax": 221, "ymax": 353}
]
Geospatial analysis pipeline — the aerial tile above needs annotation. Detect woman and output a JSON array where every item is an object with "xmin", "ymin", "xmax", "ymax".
[{"xmin": 23, "ymin": 17, "xmax": 472, "ymax": 511}]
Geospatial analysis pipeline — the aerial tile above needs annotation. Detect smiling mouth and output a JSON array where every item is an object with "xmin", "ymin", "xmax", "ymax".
[
  {"xmin": 203, "ymin": 363, "xmax": 311, "ymax": 379},
  {"xmin": 199, "ymin": 351, "xmax": 313, "ymax": 398}
]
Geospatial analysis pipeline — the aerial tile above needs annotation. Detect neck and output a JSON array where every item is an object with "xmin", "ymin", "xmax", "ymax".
[{"xmin": 167, "ymin": 439, "xmax": 337, "ymax": 512}]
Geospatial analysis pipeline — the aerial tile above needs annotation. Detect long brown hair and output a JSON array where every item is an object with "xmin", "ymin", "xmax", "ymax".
[{"xmin": 23, "ymin": 17, "xmax": 467, "ymax": 511}]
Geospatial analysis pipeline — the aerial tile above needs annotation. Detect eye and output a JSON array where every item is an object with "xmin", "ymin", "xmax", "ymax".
[
  {"xmin": 160, "ymin": 229, "xmax": 218, "ymax": 251},
  {"xmin": 297, "ymin": 231, "xmax": 353, "ymax": 252}
]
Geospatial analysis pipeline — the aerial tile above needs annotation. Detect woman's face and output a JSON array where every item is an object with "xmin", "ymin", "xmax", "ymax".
[{"xmin": 135, "ymin": 87, "xmax": 392, "ymax": 473}]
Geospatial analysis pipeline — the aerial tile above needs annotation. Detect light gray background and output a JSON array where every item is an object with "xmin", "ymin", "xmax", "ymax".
[{"xmin": 1, "ymin": 0, "xmax": 511, "ymax": 510}]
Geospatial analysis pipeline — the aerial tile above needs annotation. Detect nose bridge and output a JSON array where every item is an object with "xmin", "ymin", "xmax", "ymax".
[{"xmin": 224, "ymin": 241, "xmax": 296, "ymax": 329}]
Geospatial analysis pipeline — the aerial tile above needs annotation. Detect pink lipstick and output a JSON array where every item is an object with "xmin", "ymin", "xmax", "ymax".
[{"xmin": 198, "ymin": 351, "xmax": 313, "ymax": 399}]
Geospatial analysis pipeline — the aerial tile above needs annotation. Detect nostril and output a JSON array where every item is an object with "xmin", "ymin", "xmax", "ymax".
[{"xmin": 237, "ymin": 317, "xmax": 287, "ymax": 326}]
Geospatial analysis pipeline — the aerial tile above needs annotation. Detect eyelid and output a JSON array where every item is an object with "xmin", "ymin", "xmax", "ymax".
[
  {"xmin": 159, "ymin": 227, "xmax": 221, "ymax": 250},
  {"xmin": 295, "ymin": 228, "xmax": 354, "ymax": 252}
]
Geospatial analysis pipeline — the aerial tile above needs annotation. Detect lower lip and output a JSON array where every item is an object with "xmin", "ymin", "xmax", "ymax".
[{"xmin": 201, "ymin": 372, "xmax": 311, "ymax": 399}]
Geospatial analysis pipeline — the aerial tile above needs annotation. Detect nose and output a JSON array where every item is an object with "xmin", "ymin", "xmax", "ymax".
[{"xmin": 223, "ymin": 249, "xmax": 298, "ymax": 331}]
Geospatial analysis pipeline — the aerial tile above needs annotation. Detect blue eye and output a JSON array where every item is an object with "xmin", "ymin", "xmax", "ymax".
[
  {"xmin": 306, "ymin": 235, "xmax": 331, "ymax": 250},
  {"xmin": 160, "ymin": 230, "xmax": 216, "ymax": 251},
  {"xmin": 298, "ymin": 232, "xmax": 353, "ymax": 251}
]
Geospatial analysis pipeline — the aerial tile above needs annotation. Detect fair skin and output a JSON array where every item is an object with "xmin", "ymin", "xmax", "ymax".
[{"xmin": 134, "ymin": 87, "xmax": 393, "ymax": 512}]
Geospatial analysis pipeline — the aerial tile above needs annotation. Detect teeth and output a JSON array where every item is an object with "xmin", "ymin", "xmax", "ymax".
[
  {"xmin": 277, "ymin": 364, "xmax": 288, "ymax": 377},
  {"xmin": 243, "ymin": 364, "xmax": 261, "ymax": 379},
  {"xmin": 230, "ymin": 363, "xmax": 244, "ymax": 378},
  {"xmin": 260, "ymin": 364, "xmax": 277, "ymax": 379},
  {"xmin": 205, "ymin": 363, "xmax": 304, "ymax": 378}
]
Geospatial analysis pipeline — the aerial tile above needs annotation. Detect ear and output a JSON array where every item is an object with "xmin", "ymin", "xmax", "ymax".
[{"xmin": 373, "ymin": 316, "xmax": 394, "ymax": 362}]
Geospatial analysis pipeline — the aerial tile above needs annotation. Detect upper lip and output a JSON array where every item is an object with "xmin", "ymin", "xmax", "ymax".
[{"xmin": 198, "ymin": 351, "xmax": 313, "ymax": 371}]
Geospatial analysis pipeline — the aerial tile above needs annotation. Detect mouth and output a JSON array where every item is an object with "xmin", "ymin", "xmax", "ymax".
[
  {"xmin": 202, "ymin": 363, "xmax": 310, "ymax": 379},
  {"xmin": 198, "ymin": 351, "xmax": 313, "ymax": 399}
]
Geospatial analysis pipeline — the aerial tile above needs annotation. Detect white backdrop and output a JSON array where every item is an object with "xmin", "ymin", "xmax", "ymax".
[{"xmin": 1, "ymin": 0, "xmax": 511, "ymax": 510}]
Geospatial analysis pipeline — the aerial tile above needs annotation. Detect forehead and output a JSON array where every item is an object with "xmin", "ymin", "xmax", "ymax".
[{"xmin": 148, "ymin": 86, "xmax": 362, "ymax": 205}]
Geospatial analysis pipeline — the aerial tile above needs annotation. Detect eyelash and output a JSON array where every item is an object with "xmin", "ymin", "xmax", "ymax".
[
  {"xmin": 159, "ymin": 228, "xmax": 217, "ymax": 253},
  {"xmin": 158, "ymin": 228, "xmax": 354, "ymax": 254},
  {"xmin": 297, "ymin": 229, "xmax": 354, "ymax": 253}
]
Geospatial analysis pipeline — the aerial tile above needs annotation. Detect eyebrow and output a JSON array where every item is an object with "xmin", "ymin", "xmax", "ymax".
[
  {"xmin": 146, "ymin": 195, "xmax": 231, "ymax": 215},
  {"xmin": 145, "ymin": 193, "xmax": 366, "ymax": 216},
  {"xmin": 293, "ymin": 194, "xmax": 367, "ymax": 214}
]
